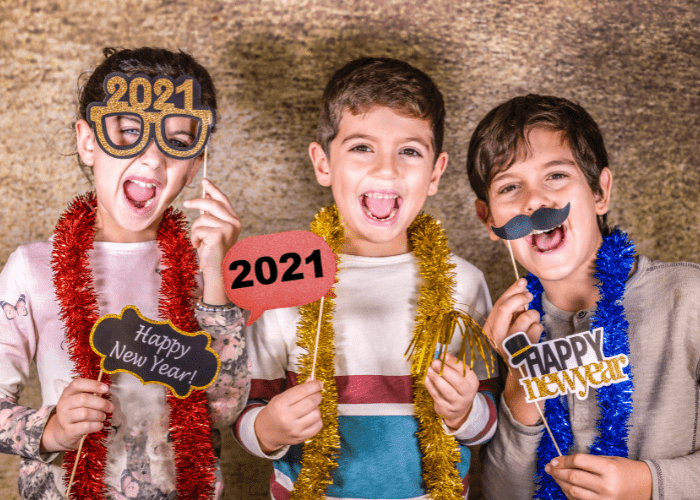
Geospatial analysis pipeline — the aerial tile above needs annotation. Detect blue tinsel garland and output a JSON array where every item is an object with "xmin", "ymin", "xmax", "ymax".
[{"xmin": 526, "ymin": 228, "xmax": 636, "ymax": 500}]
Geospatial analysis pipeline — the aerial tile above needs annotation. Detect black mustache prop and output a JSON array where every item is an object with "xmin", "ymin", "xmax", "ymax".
[{"xmin": 491, "ymin": 203, "xmax": 570, "ymax": 240}]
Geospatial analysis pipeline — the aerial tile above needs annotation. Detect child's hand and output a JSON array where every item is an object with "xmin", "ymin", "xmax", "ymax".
[
  {"xmin": 424, "ymin": 353, "xmax": 480, "ymax": 430},
  {"xmin": 184, "ymin": 179, "xmax": 241, "ymax": 305},
  {"xmin": 485, "ymin": 278, "xmax": 544, "ymax": 425},
  {"xmin": 254, "ymin": 380, "xmax": 323, "ymax": 455},
  {"xmin": 545, "ymin": 454, "xmax": 652, "ymax": 500},
  {"xmin": 484, "ymin": 278, "xmax": 543, "ymax": 355},
  {"xmin": 41, "ymin": 378, "xmax": 112, "ymax": 453}
]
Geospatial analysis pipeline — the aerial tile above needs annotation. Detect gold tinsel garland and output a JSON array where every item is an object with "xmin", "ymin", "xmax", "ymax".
[
  {"xmin": 406, "ymin": 212, "xmax": 494, "ymax": 499},
  {"xmin": 291, "ymin": 206, "xmax": 343, "ymax": 499},
  {"xmin": 294, "ymin": 206, "xmax": 494, "ymax": 499}
]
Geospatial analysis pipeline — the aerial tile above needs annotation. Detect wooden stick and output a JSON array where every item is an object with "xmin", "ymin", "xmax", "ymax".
[
  {"xmin": 202, "ymin": 146, "xmax": 208, "ymax": 198},
  {"xmin": 309, "ymin": 296, "xmax": 325, "ymax": 380},
  {"xmin": 518, "ymin": 366, "xmax": 562, "ymax": 456},
  {"xmin": 66, "ymin": 369, "xmax": 104, "ymax": 497},
  {"xmin": 303, "ymin": 299, "xmax": 326, "ymax": 445},
  {"xmin": 506, "ymin": 239, "xmax": 562, "ymax": 456},
  {"xmin": 507, "ymin": 240, "xmax": 520, "ymax": 280}
]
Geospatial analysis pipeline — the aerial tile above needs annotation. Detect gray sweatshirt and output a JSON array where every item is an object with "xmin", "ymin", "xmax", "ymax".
[{"xmin": 483, "ymin": 256, "xmax": 700, "ymax": 500}]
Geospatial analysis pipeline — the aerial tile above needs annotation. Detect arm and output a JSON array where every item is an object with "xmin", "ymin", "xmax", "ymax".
[
  {"xmin": 0, "ymin": 249, "xmax": 113, "ymax": 459},
  {"xmin": 184, "ymin": 177, "xmax": 241, "ymax": 306},
  {"xmin": 644, "ymin": 453, "xmax": 700, "ymax": 500},
  {"xmin": 482, "ymin": 393, "xmax": 542, "ymax": 500},
  {"xmin": 0, "ymin": 398, "xmax": 55, "ymax": 460},
  {"xmin": 480, "ymin": 279, "xmax": 549, "ymax": 500},
  {"xmin": 186, "ymin": 179, "xmax": 250, "ymax": 428},
  {"xmin": 232, "ymin": 308, "xmax": 322, "ymax": 459},
  {"xmin": 426, "ymin": 260, "xmax": 500, "ymax": 444},
  {"xmin": 0, "ymin": 250, "xmax": 44, "ymax": 459},
  {"xmin": 0, "ymin": 251, "xmax": 50, "ymax": 460},
  {"xmin": 196, "ymin": 304, "xmax": 250, "ymax": 428},
  {"xmin": 484, "ymin": 278, "xmax": 544, "ymax": 425}
]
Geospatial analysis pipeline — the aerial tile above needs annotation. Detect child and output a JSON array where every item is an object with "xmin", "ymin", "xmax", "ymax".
[
  {"xmin": 467, "ymin": 94, "xmax": 700, "ymax": 499},
  {"xmin": 0, "ymin": 47, "xmax": 250, "ymax": 499},
  {"xmin": 233, "ymin": 57, "xmax": 498, "ymax": 499}
]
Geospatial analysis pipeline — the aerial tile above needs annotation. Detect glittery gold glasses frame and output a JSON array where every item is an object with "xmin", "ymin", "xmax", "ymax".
[{"xmin": 87, "ymin": 72, "xmax": 215, "ymax": 160}]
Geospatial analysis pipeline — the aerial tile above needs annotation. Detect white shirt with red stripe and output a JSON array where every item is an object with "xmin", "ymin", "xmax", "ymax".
[{"xmin": 235, "ymin": 251, "xmax": 497, "ymax": 500}]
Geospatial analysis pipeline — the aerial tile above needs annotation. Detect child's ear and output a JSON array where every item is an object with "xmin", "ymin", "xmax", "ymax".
[
  {"xmin": 595, "ymin": 167, "xmax": 613, "ymax": 215},
  {"xmin": 427, "ymin": 152, "xmax": 448, "ymax": 196},
  {"xmin": 475, "ymin": 199, "xmax": 501, "ymax": 242},
  {"xmin": 309, "ymin": 142, "xmax": 331, "ymax": 187},
  {"xmin": 75, "ymin": 119, "xmax": 95, "ymax": 165}
]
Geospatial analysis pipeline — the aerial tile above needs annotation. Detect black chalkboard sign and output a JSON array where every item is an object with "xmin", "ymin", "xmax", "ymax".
[{"xmin": 90, "ymin": 306, "xmax": 220, "ymax": 398}]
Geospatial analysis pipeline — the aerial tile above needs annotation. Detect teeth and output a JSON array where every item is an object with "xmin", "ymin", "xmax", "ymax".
[
  {"xmin": 132, "ymin": 180, "xmax": 156, "ymax": 189},
  {"xmin": 364, "ymin": 193, "xmax": 398, "ymax": 200},
  {"xmin": 530, "ymin": 223, "xmax": 563, "ymax": 236}
]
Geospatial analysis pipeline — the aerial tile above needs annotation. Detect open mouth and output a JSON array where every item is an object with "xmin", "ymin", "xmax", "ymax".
[
  {"xmin": 527, "ymin": 224, "xmax": 566, "ymax": 253},
  {"xmin": 361, "ymin": 191, "xmax": 402, "ymax": 222},
  {"xmin": 124, "ymin": 179, "xmax": 157, "ymax": 209}
]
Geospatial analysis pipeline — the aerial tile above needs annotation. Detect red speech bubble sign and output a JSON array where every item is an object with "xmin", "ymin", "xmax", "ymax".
[{"xmin": 222, "ymin": 231, "xmax": 337, "ymax": 325}]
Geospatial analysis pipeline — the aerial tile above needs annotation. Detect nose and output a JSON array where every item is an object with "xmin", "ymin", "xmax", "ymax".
[
  {"xmin": 137, "ymin": 139, "xmax": 166, "ymax": 169},
  {"xmin": 371, "ymin": 150, "xmax": 399, "ymax": 179},
  {"xmin": 521, "ymin": 186, "xmax": 552, "ymax": 214}
]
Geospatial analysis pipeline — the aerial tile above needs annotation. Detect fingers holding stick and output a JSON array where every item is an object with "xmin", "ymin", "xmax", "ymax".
[{"xmin": 66, "ymin": 369, "xmax": 106, "ymax": 497}]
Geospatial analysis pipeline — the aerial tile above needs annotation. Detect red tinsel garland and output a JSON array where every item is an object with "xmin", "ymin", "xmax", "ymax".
[{"xmin": 52, "ymin": 192, "xmax": 216, "ymax": 499}]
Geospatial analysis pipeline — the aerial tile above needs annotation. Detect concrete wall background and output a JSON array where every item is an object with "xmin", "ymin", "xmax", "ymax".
[{"xmin": 0, "ymin": 0, "xmax": 698, "ymax": 498}]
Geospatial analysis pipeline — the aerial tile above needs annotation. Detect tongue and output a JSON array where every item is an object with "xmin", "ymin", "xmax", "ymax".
[
  {"xmin": 124, "ymin": 181, "xmax": 155, "ymax": 203},
  {"xmin": 364, "ymin": 195, "xmax": 395, "ymax": 219},
  {"xmin": 533, "ymin": 227, "xmax": 564, "ymax": 252}
]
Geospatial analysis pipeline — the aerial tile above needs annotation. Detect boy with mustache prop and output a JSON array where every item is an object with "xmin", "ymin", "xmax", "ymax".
[
  {"xmin": 491, "ymin": 204, "xmax": 570, "ymax": 281},
  {"xmin": 467, "ymin": 94, "xmax": 700, "ymax": 500}
]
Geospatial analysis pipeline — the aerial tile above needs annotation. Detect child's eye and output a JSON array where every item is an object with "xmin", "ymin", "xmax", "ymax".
[
  {"xmin": 350, "ymin": 144, "xmax": 371, "ymax": 153},
  {"xmin": 497, "ymin": 184, "xmax": 518, "ymax": 194},
  {"xmin": 165, "ymin": 134, "xmax": 195, "ymax": 149},
  {"xmin": 399, "ymin": 148, "xmax": 422, "ymax": 157},
  {"xmin": 113, "ymin": 126, "xmax": 141, "ymax": 146},
  {"xmin": 549, "ymin": 172, "xmax": 569, "ymax": 180},
  {"xmin": 167, "ymin": 137, "xmax": 192, "ymax": 149}
]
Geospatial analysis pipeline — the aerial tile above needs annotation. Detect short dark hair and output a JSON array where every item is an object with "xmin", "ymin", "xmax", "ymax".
[
  {"xmin": 317, "ymin": 57, "xmax": 445, "ymax": 159},
  {"xmin": 466, "ymin": 94, "xmax": 610, "ymax": 235},
  {"xmin": 77, "ymin": 47, "xmax": 217, "ymax": 180}
]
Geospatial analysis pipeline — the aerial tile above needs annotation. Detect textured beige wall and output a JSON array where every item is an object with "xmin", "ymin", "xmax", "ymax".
[{"xmin": 0, "ymin": 0, "xmax": 698, "ymax": 498}]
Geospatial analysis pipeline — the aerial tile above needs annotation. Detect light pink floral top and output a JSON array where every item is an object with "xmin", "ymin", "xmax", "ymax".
[{"xmin": 0, "ymin": 239, "xmax": 250, "ymax": 499}]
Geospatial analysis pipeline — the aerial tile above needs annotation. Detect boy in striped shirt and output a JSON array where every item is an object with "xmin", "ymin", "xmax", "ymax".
[{"xmin": 234, "ymin": 57, "xmax": 498, "ymax": 499}]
